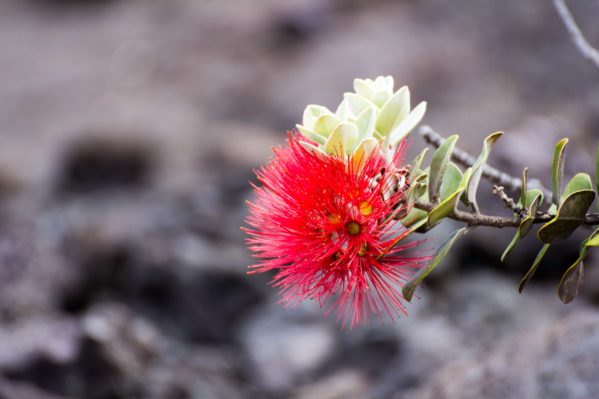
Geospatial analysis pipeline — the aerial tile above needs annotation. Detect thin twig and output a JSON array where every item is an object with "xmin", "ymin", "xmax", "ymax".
[
  {"xmin": 493, "ymin": 185, "xmax": 525, "ymax": 216},
  {"xmin": 552, "ymin": 0, "xmax": 599, "ymax": 71},
  {"xmin": 414, "ymin": 201, "xmax": 599, "ymax": 228},
  {"xmin": 419, "ymin": 125, "xmax": 553, "ymax": 200}
]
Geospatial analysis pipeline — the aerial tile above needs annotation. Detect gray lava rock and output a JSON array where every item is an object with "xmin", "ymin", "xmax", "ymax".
[
  {"xmin": 239, "ymin": 303, "xmax": 337, "ymax": 392},
  {"xmin": 409, "ymin": 311, "xmax": 599, "ymax": 399}
]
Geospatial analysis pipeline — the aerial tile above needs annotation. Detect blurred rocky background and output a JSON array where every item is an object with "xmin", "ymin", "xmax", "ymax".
[{"xmin": 1, "ymin": 0, "xmax": 599, "ymax": 398}]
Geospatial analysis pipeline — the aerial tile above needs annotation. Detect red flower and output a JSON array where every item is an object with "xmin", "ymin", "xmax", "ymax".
[{"xmin": 244, "ymin": 134, "xmax": 427, "ymax": 328}]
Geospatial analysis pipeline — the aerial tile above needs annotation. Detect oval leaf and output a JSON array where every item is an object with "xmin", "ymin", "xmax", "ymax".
[
  {"xmin": 562, "ymin": 172, "xmax": 593, "ymax": 198},
  {"xmin": 557, "ymin": 228, "xmax": 599, "ymax": 303},
  {"xmin": 558, "ymin": 261, "xmax": 585, "ymax": 304},
  {"xmin": 537, "ymin": 175, "xmax": 595, "ymax": 244}
]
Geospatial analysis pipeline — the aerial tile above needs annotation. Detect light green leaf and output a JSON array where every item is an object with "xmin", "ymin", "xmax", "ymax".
[
  {"xmin": 440, "ymin": 163, "xmax": 463, "ymax": 201},
  {"xmin": 388, "ymin": 101, "xmax": 427, "ymax": 146},
  {"xmin": 302, "ymin": 105, "xmax": 330, "ymax": 129},
  {"xmin": 299, "ymin": 141, "xmax": 327, "ymax": 159},
  {"xmin": 563, "ymin": 172, "xmax": 593, "ymax": 198},
  {"xmin": 410, "ymin": 173, "xmax": 429, "ymax": 202},
  {"xmin": 427, "ymin": 167, "xmax": 472, "ymax": 227},
  {"xmin": 552, "ymin": 138, "xmax": 569, "ymax": 205},
  {"xmin": 313, "ymin": 114, "xmax": 340, "ymax": 138},
  {"xmin": 375, "ymin": 86, "xmax": 409, "ymax": 136},
  {"xmin": 354, "ymin": 107, "xmax": 377, "ymax": 141},
  {"xmin": 518, "ymin": 244, "xmax": 550, "ymax": 293},
  {"xmin": 353, "ymin": 79, "xmax": 375, "ymax": 99},
  {"xmin": 402, "ymin": 227, "xmax": 469, "ymax": 302},
  {"xmin": 324, "ymin": 122, "xmax": 359, "ymax": 155},
  {"xmin": 410, "ymin": 147, "xmax": 429, "ymax": 179},
  {"xmin": 335, "ymin": 99, "xmax": 351, "ymax": 121},
  {"xmin": 400, "ymin": 207, "xmax": 429, "ymax": 228},
  {"xmin": 466, "ymin": 131, "xmax": 503, "ymax": 212},
  {"xmin": 297, "ymin": 126, "xmax": 326, "ymax": 145},
  {"xmin": 429, "ymin": 135, "xmax": 459, "ymax": 205},
  {"xmin": 371, "ymin": 90, "xmax": 392, "ymax": 108},
  {"xmin": 344, "ymin": 93, "xmax": 376, "ymax": 117}
]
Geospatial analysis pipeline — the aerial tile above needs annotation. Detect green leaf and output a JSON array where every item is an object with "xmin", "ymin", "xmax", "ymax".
[
  {"xmin": 354, "ymin": 107, "xmax": 377, "ymax": 141},
  {"xmin": 405, "ymin": 173, "xmax": 428, "ymax": 208},
  {"xmin": 324, "ymin": 122, "xmax": 358, "ymax": 155},
  {"xmin": 375, "ymin": 86, "xmax": 409, "ymax": 137},
  {"xmin": 500, "ymin": 190, "xmax": 543, "ymax": 262},
  {"xmin": 557, "ymin": 228, "xmax": 599, "ymax": 303},
  {"xmin": 297, "ymin": 127, "xmax": 327, "ymax": 145},
  {"xmin": 388, "ymin": 102, "xmax": 427, "ymax": 146},
  {"xmin": 552, "ymin": 138, "xmax": 569, "ymax": 205},
  {"xmin": 562, "ymin": 172, "xmax": 593, "ymax": 198},
  {"xmin": 558, "ymin": 260, "xmax": 585, "ymax": 304},
  {"xmin": 428, "ymin": 135, "xmax": 459, "ymax": 205},
  {"xmin": 466, "ymin": 131, "xmax": 503, "ymax": 212},
  {"xmin": 518, "ymin": 244, "xmax": 550, "ymax": 293},
  {"xmin": 313, "ymin": 114, "xmax": 340, "ymax": 138},
  {"xmin": 520, "ymin": 189, "xmax": 544, "ymax": 237},
  {"xmin": 537, "ymin": 173, "xmax": 595, "ymax": 244},
  {"xmin": 440, "ymin": 163, "xmax": 463, "ymax": 201},
  {"xmin": 399, "ymin": 173, "xmax": 428, "ymax": 227},
  {"xmin": 501, "ymin": 233, "xmax": 521, "ymax": 263},
  {"xmin": 410, "ymin": 148, "xmax": 429, "ymax": 179},
  {"xmin": 402, "ymin": 227, "xmax": 469, "ymax": 301},
  {"xmin": 400, "ymin": 207, "xmax": 428, "ymax": 228},
  {"xmin": 427, "ymin": 167, "xmax": 472, "ymax": 227}
]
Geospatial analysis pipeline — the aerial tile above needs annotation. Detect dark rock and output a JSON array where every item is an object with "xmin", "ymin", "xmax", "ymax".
[{"xmin": 56, "ymin": 139, "xmax": 155, "ymax": 195}]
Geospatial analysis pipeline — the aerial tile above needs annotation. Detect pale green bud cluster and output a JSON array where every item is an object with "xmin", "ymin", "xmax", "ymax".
[{"xmin": 297, "ymin": 76, "xmax": 427, "ymax": 162}]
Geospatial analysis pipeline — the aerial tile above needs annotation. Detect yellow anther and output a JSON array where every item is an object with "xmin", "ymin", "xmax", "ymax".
[{"xmin": 359, "ymin": 201, "xmax": 373, "ymax": 216}]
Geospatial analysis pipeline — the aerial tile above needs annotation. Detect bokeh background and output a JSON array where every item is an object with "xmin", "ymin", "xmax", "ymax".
[{"xmin": 1, "ymin": 0, "xmax": 599, "ymax": 398}]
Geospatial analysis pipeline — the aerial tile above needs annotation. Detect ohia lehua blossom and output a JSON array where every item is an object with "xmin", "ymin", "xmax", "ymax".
[{"xmin": 245, "ymin": 76, "xmax": 428, "ymax": 327}]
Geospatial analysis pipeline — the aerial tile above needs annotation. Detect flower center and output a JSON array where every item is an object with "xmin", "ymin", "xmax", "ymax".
[{"xmin": 346, "ymin": 221, "xmax": 361, "ymax": 235}]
